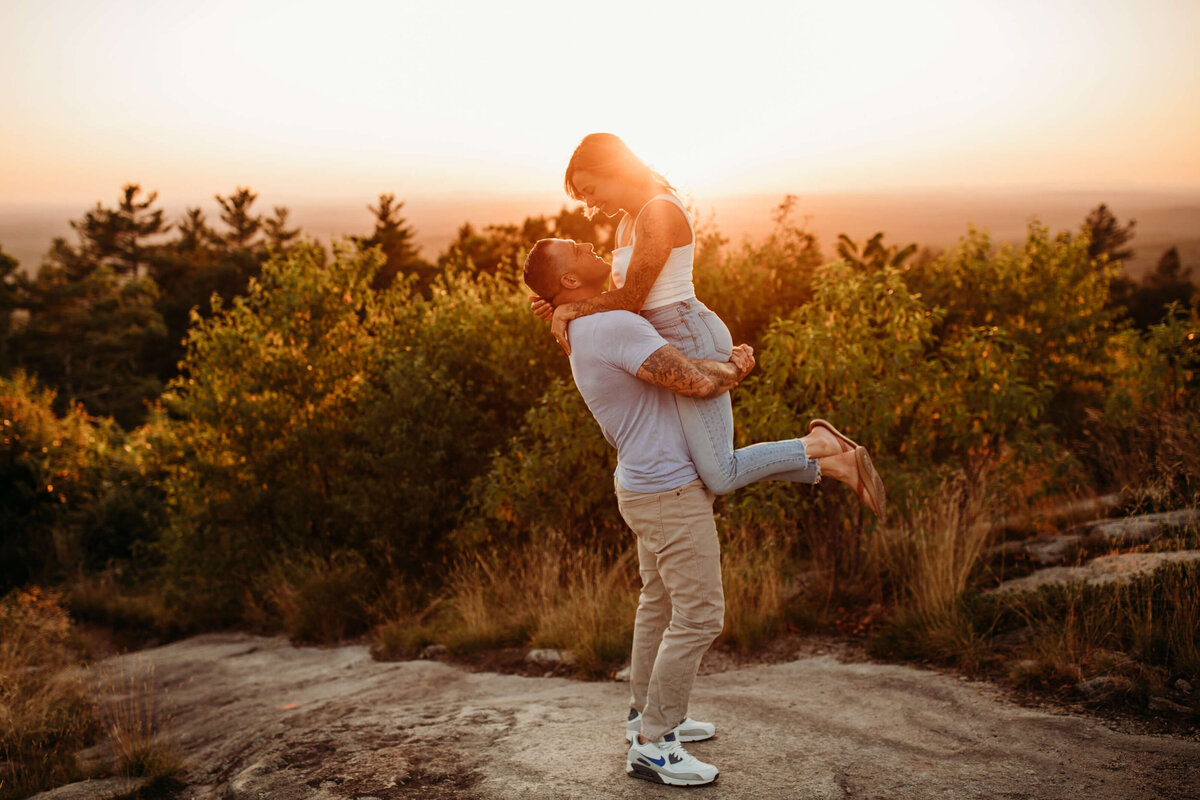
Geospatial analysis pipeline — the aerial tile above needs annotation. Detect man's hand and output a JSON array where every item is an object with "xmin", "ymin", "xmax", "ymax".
[{"xmin": 729, "ymin": 344, "xmax": 755, "ymax": 383}]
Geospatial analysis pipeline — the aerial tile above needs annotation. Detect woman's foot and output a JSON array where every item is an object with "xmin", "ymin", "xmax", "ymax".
[
  {"xmin": 801, "ymin": 424, "xmax": 844, "ymax": 460},
  {"xmin": 807, "ymin": 419, "xmax": 859, "ymax": 454}
]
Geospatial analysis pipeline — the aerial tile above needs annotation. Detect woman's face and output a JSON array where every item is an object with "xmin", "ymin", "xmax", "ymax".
[{"xmin": 571, "ymin": 169, "xmax": 625, "ymax": 217}]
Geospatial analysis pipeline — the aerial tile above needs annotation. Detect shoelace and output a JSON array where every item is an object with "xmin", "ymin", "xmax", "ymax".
[{"xmin": 659, "ymin": 737, "xmax": 700, "ymax": 766}]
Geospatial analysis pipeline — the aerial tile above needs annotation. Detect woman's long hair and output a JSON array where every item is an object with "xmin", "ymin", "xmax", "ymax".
[{"xmin": 564, "ymin": 133, "xmax": 675, "ymax": 218}]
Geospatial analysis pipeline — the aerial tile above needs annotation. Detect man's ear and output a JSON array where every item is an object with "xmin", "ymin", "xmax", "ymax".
[{"xmin": 559, "ymin": 272, "xmax": 584, "ymax": 290}]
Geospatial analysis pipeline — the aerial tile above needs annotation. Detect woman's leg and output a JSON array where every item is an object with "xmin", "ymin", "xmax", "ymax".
[{"xmin": 642, "ymin": 300, "xmax": 820, "ymax": 495}]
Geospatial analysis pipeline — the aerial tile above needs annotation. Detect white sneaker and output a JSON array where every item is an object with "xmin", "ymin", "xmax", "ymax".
[
  {"xmin": 625, "ymin": 708, "xmax": 716, "ymax": 743},
  {"xmin": 626, "ymin": 730, "xmax": 719, "ymax": 786}
]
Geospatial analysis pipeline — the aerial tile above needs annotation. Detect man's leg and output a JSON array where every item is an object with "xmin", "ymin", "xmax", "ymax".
[
  {"xmin": 629, "ymin": 529, "xmax": 671, "ymax": 717},
  {"xmin": 637, "ymin": 480, "xmax": 724, "ymax": 742}
]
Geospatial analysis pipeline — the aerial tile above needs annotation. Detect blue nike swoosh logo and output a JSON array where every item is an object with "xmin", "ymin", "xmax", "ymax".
[{"xmin": 641, "ymin": 755, "xmax": 666, "ymax": 767}]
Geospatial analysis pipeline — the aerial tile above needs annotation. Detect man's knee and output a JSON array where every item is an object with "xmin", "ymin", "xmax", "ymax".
[{"xmin": 671, "ymin": 603, "xmax": 724, "ymax": 641}]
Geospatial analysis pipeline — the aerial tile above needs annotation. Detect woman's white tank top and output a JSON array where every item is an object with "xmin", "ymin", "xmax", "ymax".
[{"xmin": 610, "ymin": 193, "xmax": 695, "ymax": 311}]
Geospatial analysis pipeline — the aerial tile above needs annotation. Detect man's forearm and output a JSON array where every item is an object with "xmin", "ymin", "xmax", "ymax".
[{"xmin": 636, "ymin": 345, "xmax": 741, "ymax": 399}]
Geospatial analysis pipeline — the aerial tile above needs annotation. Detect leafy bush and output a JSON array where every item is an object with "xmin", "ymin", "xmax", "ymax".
[
  {"xmin": 457, "ymin": 378, "xmax": 622, "ymax": 551},
  {"xmin": 693, "ymin": 195, "xmax": 822, "ymax": 349},
  {"xmin": 0, "ymin": 373, "xmax": 162, "ymax": 591},
  {"xmin": 154, "ymin": 241, "xmax": 564, "ymax": 626},
  {"xmin": 729, "ymin": 258, "xmax": 1047, "ymax": 536},
  {"xmin": 904, "ymin": 222, "xmax": 1118, "ymax": 430}
]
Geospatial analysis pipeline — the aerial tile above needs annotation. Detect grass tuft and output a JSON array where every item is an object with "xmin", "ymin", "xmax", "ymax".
[
  {"xmin": 718, "ymin": 525, "xmax": 790, "ymax": 654},
  {"xmin": 95, "ymin": 661, "xmax": 185, "ymax": 782},
  {"xmin": 867, "ymin": 471, "xmax": 997, "ymax": 670},
  {"xmin": 0, "ymin": 587, "xmax": 95, "ymax": 800}
]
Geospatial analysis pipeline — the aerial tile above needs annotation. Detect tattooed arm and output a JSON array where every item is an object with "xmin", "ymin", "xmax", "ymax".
[
  {"xmin": 636, "ymin": 343, "xmax": 756, "ymax": 399},
  {"xmin": 550, "ymin": 201, "xmax": 681, "ymax": 353}
]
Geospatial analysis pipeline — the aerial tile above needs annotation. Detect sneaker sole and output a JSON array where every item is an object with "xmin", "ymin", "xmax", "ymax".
[
  {"xmin": 626, "ymin": 760, "xmax": 718, "ymax": 786},
  {"xmin": 626, "ymin": 730, "xmax": 715, "ymax": 744}
]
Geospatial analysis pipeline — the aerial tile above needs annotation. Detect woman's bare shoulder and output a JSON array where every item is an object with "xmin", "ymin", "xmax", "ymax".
[{"xmin": 635, "ymin": 196, "xmax": 690, "ymax": 246}]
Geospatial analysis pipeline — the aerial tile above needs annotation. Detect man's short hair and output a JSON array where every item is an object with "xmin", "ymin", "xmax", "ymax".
[{"xmin": 523, "ymin": 239, "xmax": 564, "ymax": 304}]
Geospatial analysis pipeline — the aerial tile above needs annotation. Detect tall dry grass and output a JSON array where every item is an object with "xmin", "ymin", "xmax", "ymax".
[
  {"xmin": 995, "ymin": 561, "xmax": 1200, "ymax": 702},
  {"xmin": 0, "ymin": 588, "xmax": 94, "ymax": 799},
  {"xmin": 868, "ymin": 470, "xmax": 999, "ymax": 668},
  {"xmin": 93, "ymin": 661, "xmax": 184, "ymax": 782},
  {"xmin": 402, "ymin": 533, "xmax": 640, "ymax": 677},
  {"xmin": 0, "ymin": 589, "xmax": 184, "ymax": 799},
  {"xmin": 718, "ymin": 526, "xmax": 790, "ymax": 654},
  {"xmin": 373, "ymin": 525, "xmax": 803, "ymax": 674},
  {"xmin": 1079, "ymin": 406, "xmax": 1200, "ymax": 514}
]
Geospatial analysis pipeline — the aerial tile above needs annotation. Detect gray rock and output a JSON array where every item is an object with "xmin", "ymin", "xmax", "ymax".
[
  {"xmin": 526, "ymin": 648, "xmax": 575, "ymax": 665},
  {"xmin": 614, "ymin": 664, "xmax": 631, "ymax": 681},
  {"xmin": 982, "ymin": 494, "xmax": 1123, "ymax": 537},
  {"xmin": 420, "ymin": 643, "xmax": 448, "ymax": 659},
  {"xmin": 1078, "ymin": 675, "xmax": 1135, "ymax": 697},
  {"xmin": 988, "ymin": 550, "xmax": 1200, "ymax": 595},
  {"xmin": 1024, "ymin": 534, "xmax": 1084, "ymax": 566},
  {"xmin": 1148, "ymin": 696, "xmax": 1192, "ymax": 714},
  {"xmin": 993, "ymin": 627, "xmax": 1033, "ymax": 647},
  {"xmin": 1079, "ymin": 509, "xmax": 1200, "ymax": 547},
  {"xmin": 27, "ymin": 777, "xmax": 150, "ymax": 800},
  {"xmin": 64, "ymin": 632, "xmax": 1200, "ymax": 799},
  {"xmin": 1175, "ymin": 678, "xmax": 1194, "ymax": 694}
]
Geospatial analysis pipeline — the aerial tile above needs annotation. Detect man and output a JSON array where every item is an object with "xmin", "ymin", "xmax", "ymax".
[{"xmin": 523, "ymin": 238, "xmax": 880, "ymax": 787}]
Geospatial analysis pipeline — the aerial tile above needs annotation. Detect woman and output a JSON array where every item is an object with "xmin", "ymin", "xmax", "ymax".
[{"xmin": 533, "ymin": 133, "xmax": 884, "ymax": 516}]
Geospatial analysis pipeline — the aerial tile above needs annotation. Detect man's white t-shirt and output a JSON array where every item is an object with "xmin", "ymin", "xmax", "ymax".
[{"xmin": 567, "ymin": 311, "xmax": 698, "ymax": 494}]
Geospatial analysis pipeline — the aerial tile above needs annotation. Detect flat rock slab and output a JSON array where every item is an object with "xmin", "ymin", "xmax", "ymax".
[
  {"xmin": 990, "ymin": 550, "xmax": 1200, "ymax": 595},
  {"xmin": 32, "ymin": 633, "xmax": 1200, "ymax": 800},
  {"xmin": 1076, "ymin": 509, "xmax": 1200, "ymax": 545},
  {"xmin": 982, "ymin": 493, "xmax": 1122, "ymax": 536},
  {"xmin": 987, "ymin": 508, "xmax": 1199, "ymax": 566},
  {"xmin": 27, "ymin": 777, "xmax": 150, "ymax": 800}
]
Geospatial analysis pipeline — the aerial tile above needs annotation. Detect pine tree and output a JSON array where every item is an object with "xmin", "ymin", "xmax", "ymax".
[
  {"xmin": 13, "ymin": 236, "xmax": 165, "ymax": 426},
  {"xmin": 216, "ymin": 187, "xmax": 263, "ymax": 250},
  {"xmin": 1123, "ymin": 246, "xmax": 1199, "ymax": 328},
  {"xmin": 1083, "ymin": 203, "xmax": 1136, "ymax": 264},
  {"xmin": 263, "ymin": 206, "xmax": 300, "ymax": 253},
  {"xmin": 356, "ymin": 193, "xmax": 429, "ymax": 290},
  {"xmin": 70, "ymin": 184, "xmax": 170, "ymax": 279},
  {"xmin": 175, "ymin": 207, "xmax": 219, "ymax": 254}
]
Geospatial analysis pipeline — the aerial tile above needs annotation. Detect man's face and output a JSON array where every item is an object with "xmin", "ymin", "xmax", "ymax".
[{"xmin": 545, "ymin": 239, "xmax": 608, "ymax": 299}]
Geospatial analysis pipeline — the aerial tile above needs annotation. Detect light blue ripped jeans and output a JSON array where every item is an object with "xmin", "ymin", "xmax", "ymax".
[{"xmin": 640, "ymin": 297, "xmax": 820, "ymax": 495}]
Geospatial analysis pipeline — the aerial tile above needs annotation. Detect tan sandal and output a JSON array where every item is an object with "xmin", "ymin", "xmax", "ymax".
[
  {"xmin": 854, "ymin": 446, "xmax": 887, "ymax": 521},
  {"xmin": 808, "ymin": 419, "xmax": 859, "ymax": 454}
]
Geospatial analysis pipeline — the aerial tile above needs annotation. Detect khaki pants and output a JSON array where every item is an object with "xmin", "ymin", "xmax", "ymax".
[{"xmin": 615, "ymin": 477, "xmax": 724, "ymax": 742}]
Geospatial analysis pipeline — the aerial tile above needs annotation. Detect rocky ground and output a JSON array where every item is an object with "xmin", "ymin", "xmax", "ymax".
[
  {"xmin": 30, "ymin": 632, "xmax": 1200, "ymax": 800},
  {"xmin": 31, "ymin": 500, "xmax": 1200, "ymax": 800}
]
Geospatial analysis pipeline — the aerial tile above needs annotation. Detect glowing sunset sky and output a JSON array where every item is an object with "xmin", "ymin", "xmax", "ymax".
[{"xmin": 2, "ymin": 0, "xmax": 1198, "ymax": 205}]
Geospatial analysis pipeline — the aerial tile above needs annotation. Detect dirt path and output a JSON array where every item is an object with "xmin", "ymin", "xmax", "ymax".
[{"xmin": 40, "ymin": 633, "xmax": 1200, "ymax": 800}]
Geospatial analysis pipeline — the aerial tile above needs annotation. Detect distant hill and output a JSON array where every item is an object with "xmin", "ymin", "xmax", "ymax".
[{"xmin": 3, "ymin": 190, "xmax": 1197, "ymax": 281}]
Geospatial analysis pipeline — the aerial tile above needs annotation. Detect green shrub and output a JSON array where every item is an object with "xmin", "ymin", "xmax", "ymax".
[
  {"xmin": 457, "ymin": 378, "xmax": 622, "ymax": 551},
  {"xmin": 729, "ymin": 258, "xmax": 1046, "ymax": 537},
  {"xmin": 154, "ymin": 242, "xmax": 564, "ymax": 627},
  {"xmin": 693, "ymin": 195, "xmax": 823, "ymax": 349},
  {"xmin": 0, "ymin": 373, "xmax": 163, "ymax": 591},
  {"xmin": 904, "ymin": 222, "xmax": 1118, "ymax": 431}
]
